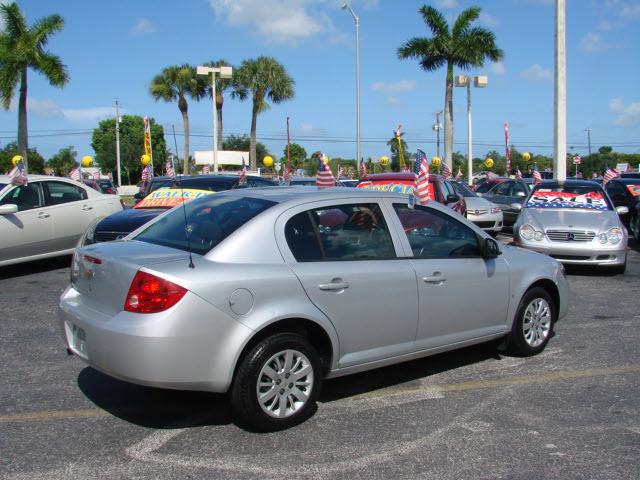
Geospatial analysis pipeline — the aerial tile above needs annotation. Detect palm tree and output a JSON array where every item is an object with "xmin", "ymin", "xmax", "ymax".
[
  {"xmin": 398, "ymin": 5, "xmax": 503, "ymax": 171},
  {"xmin": 204, "ymin": 60, "xmax": 234, "ymax": 148},
  {"xmin": 232, "ymin": 56, "xmax": 295, "ymax": 170},
  {"xmin": 149, "ymin": 64, "xmax": 207, "ymax": 174},
  {"xmin": 0, "ymin": 3, "xmax": 69, "ymax": 171}
]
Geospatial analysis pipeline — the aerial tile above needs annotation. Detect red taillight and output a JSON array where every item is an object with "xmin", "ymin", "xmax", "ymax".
[{"xmin": 124, "ymin": 271, "xmax": 187, "ymax": 313}]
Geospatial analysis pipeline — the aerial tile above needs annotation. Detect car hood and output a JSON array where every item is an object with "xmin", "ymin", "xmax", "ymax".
[
  {"xmin": 520, "ymin": 208, "xmax": 621, "ymax": 232},
  {"xmin": 96, "ymin": 207, "xmax": 166, "ymax": 234},
  {"xmin": 463, "ymin": 197, "xmax": 497, "ymax": 210}
]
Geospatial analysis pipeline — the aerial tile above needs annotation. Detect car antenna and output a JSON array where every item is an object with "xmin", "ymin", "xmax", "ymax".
[{"xmin": 176, "ymin": 175, "xmax": 195, "ymax": 269}]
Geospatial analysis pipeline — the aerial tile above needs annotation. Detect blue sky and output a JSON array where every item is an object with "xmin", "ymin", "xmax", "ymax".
[{"xmin": 1, "ymin": 0, "xmax": 639, "ymax": 163}]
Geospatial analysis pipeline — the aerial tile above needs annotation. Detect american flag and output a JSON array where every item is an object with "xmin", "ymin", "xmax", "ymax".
[
  {"xmin": 316, "ymin": 154, "xmax": 335, "ymax": 187},
  {"xmin": 359, "ymin": 159, "xmax": 367, "ymax": 179},
  {"xmin": 165, "ymin": 160, "xmax": 175, "ymax": 178},
  {"xmin": 414, "ymin": 149, "xmax": 430, "ymax": 204},
  {"xmin": 455, "ymin": 169, "xmax": 463, "ymax": 180},
  {"xmin": 69, "ymin": 167, "xmax": 80, "ymax": 181},
  {"xmin": 532, "ymin": 168, "xmax": 542, "ymax": 185},
  {"xmin": 8, "ymin": 159, "xmax": 28, "ymax": 186},
  {"xmin": 441, "ymin": 162, "xmax": 452, "ymax": 180},
  {"xmin": 338, "ymin": 164, "xmax": 344, "ymax": 178},
  {"xmin": 202, "ymin": 164, "xmax": 210, "ymax": 175},
  {"xmin": 603, "ymin": 167, "xmax": 619, "ymax": 185},
  {"xmin": 516, "ymin": 168, "xmax": 523, "ymax": 179},
  {"xmin": 93, "ymin": 171, "xmax": 100, "ymax": 180},
  {"xmin": 141, "ymin": 165, "xmax": 151, "ymax": 181},
  {"xmin": 395, "ymin": 123, "xmax": 402, "ymax": 138},
  {"xmin": 239, "ymin": 157, "xmax": 247, "ymax": 184}
]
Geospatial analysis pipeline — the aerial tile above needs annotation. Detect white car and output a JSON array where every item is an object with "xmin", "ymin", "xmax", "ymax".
[{"xmin": 0, "ymin": 175, "xmax": 123, "ymax": 267}]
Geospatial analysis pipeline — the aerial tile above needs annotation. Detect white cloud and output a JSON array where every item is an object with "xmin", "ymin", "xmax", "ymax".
[
  {"xmin": 297, "ymin": 123, "xmax": 326, "ymax": 136},
  {"xmin": 580, "ymin": 32, "xmax": 618, "ymax": 53},
  {"xmin": 62, "ymin": 107, "xmax": 114, "ymax": 122},
  {"xmin": 210, "ymin": 0, "xmax": 335, "ymax": 44},
  {"xmin": 27, "ymin": 98, "xmax": 63, "ymax": 118},
  {"xmin": 609, "ymin": 98, "xmax": 640, "ymax": 126},
  {"xmin": 130, "ymin": 18, "xmax": 156, "ymax": 36},
  {"xmin": 479, "ymin": 12, "xmax": 499, "ymax": 28},
  {"xmin": 520, "ymin": 64, "xmax": 552, "ymax": 82},
  {"xmin": 490, "ymin": 61, "xmax": 506, "ymax": 75},
  {"xmin": 435, "ymin": 0, "xmax": 458, "ymax": 8},
  {"xmin": 605, "ymin": 0, "xmax": 640, "ymax": 19},
  {"xmin": 386, "ymin": 96, "xmax": 400, "ymax": 106},
  {"xmin": 371, "ymin": 80, "xmax": 416, "ymax": 93}
]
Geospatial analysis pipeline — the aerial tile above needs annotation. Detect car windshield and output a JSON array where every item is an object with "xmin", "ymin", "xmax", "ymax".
[
  {"xmin": 475, "ymin": 181, "xmax": 500, "ymax": 194},
  {"xmin": 527, "ymin": 185, "xmax": 612, "ymax": 210},
  {"xmin": 0, "ymin": 181, "xmax": 8, "ymax": 192},
  {"xmin": 134, "ymin": 195, "xmax": 276, "ymax": 255},
  {"xmin": 451, "ymin": 182, "xmax": 477, "ymax": 198}
]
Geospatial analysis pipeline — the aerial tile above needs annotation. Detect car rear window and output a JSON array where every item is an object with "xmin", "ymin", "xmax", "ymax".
[{"xmin": 134, "ymin": 195, "xmax": 276, "ymax": 255}]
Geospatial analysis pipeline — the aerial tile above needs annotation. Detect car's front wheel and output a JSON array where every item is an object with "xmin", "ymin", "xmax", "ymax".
[
  {"xmin": 504, "ymin": 287, "xmax": 555, "ymax": 356},
  {"xmin": 231, "ymin": 333, "xmax": 321, "ymax": 431}
]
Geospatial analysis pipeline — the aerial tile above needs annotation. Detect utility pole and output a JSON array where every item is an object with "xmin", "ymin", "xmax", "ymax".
[
  {"xmin": 553, "ymin": 0, "xmax": 567, "ymax": 181},
  {"xmin": 586, "ymin": 128, "xmax": 592, "ymax": 155},
  {"xmin": 115, "ymin": 98, "xmax": 122, "ymax": 188},
  {"xmin": 433, "ymin": 110, "xmax": 442, "ymax": 158}
]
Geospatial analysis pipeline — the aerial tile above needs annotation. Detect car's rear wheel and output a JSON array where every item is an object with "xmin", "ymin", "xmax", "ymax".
[
  {"xmin": 231, "ymin": 333, "xmax": 321, "ymax": 431},
  {"xmin": 504, "ymin": 287, "xmax": 555, "ymax": 356}
]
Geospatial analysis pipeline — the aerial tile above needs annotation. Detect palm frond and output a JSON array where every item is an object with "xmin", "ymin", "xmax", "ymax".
[
  {"xmin": 30, "ymin": 14, "xmax": 64, "ymax": 49},
  {"xmin": 452, "ymin": 7, "xmax": 480, "ymax": 41},
  {"xmin": 398, "ymin": 38, "xmax": 446, "ymax": 72},
  {"xmin": 0, "ymin": 62, "xmax": 20, "ymax": 110},
  {"xmin": 0, "ymin": 3, "xmax": 27, "ymax": 46},
  {"xmin": 31, "ymin": 52, "xmax": 68, "ymax": 87},
  {"xmin": 419, "ymin": 5, "xmax": 448, "ymax": 37},
  {"xmin": 453, "ymin": 28, "xmax": 504, "ymax": 67}
]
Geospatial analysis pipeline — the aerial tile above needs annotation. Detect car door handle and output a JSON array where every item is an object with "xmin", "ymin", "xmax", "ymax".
[
  {"xmin": 37, "ymin": 212, "xmax": 50, "ymax": 219},
  {"xmin": 423, "ymin": 273, "xmax": 446, "ymax": 284},
  {"xmin": 318, "ymin": 280, "xmax": 349, "ymax": 291},
  {"xmin": 81, "ymin": 205, "xmax": 93, "ymax": 211}
]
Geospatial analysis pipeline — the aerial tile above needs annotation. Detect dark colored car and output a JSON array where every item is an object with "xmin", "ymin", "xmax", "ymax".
[
  {"xmin": 604, "ymin": 177, "xmax": 640, "ymax": 240},
  {"xmin": 473, "ymin": 177, "xmax": 507, "ymax": 194},
  {"xmin": 97, "ymin": 179, "xmax": 117, "ymax": 194},
  {"xmin": 355, "ymin": 172, "xmax": 466, "ymax": 215},
  {"xmin": 621, "ymin": 172, "xmax": 640, "ymax": 179},
  {"xmin": 83, "ymin": 179, "xmax": 101, "ymax": 192},
  {"xmin": 482, "ymin": 178, "xmax": 535, "ymax": 227},
  {"xmin": 84, "ymin": 175, "xmax": 278, "ymax": 244},
  {"xmin": 134, "ymin": 175, "xmax": 186, "ymax": 200}
]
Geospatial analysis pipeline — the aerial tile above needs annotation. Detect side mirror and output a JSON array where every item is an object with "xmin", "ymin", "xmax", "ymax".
[
  {"xmin": 0, "ymin": 204, "xmax": 18, "ymax": 215},
  {"xmin": 616, "ymin": 205, "xmax": 629, "ymax": 216},
  {"xmin": 481, "ymin": 237, "xmax": 501, "ymax": 259},
  {"xmin": 510, "ymin": 203, "xmax": 523, "ymax": 211},
  {"xmin": 446, "ymin": 194, "xmax": 459, "ymax": 203}
]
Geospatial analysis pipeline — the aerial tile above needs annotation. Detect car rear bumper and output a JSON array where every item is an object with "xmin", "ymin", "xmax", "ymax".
[{"xmin": 59, "ymin": 286, "xmax": 252, "ymax": 392}]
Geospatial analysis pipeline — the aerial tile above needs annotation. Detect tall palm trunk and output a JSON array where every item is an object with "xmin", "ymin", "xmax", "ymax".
[
  {"xmin": 178, "ymin": 94, "xmax": 189, "ymax": 175},
  {"xmin": 444, "ymin": 62, "xmax": 454, "ymax": 171},
  {"xmin": 216, "ymin": 91, "xmax": 224, "ymax": 147},
  {"xmin": 18, "ymin": 68, "xmax": 29, "ymax": 171},
  {"xmin": 249, "ymin": 103, "xmax": 258, "ymax": 171}
]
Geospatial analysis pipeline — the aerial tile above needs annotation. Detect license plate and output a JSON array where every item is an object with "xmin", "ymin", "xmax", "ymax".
[{"xmin": 71, "ymin": 324, "xmax": 87, "ymax": 356}]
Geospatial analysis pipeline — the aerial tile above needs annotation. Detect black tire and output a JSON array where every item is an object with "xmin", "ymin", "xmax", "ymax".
[
  {"xmin": 230, "ymin": 332, "xmax": 322, "ymax": 431},
  {"xmin": 504, "ymin": 287, "xmax": 556, "ymax": 356}
]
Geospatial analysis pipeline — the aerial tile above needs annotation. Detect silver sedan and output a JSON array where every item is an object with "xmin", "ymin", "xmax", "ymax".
[
  {"xmin": 0, "ymin": 175, "xmax": 123, "ymax": 267},
  {"xmin": 514, "ymin": 180, "xmax": 628, "ymax": 273},
  {"xmin": 60, "ymin": 188, "xmax": 568, "ymax": 430}
]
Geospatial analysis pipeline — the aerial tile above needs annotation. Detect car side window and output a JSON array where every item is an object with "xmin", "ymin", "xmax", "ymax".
[
  {"xmin": 492, "ymin": 182, "xmax": 512, "ymax": 196},
  {"xmin": 285, "ymin": 203, "xmax": 396, "ymax": 262},
  {"xmin": 393, "ymin": 204, "xmax": 480, "ymax": 258},
  {"xmin": 512, "ymin": 182, "xmax": 527, "ymax": 197},
  {"xmin": 45, "ymin": 181, "xmax": 87, "ymax": 205},
  {"xmin": 0, "ymin": 183, "xmax": 45, "ymax": 211},
  {"xmin": 606, "ymin": 182, "xmax": 625, "ymax": 201}
]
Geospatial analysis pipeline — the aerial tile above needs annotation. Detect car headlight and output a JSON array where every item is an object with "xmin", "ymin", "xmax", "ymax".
[
  {"xmin": 491, "ymin": 207, "xmax": 502, "ymax": 214},
  {"xmin": 599, "ymin": 227, "xmax": 623, "ymax": 245},
  {"xmin": 520, "ymin": 223, "xmax": 544, "ymax": 242},
  {"xmin": 77, "ymin": 217, "xmax": 102, "ymax": 247}
]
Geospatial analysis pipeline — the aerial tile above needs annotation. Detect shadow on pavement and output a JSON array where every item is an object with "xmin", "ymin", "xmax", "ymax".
[{"xmin": 0, "ymin": 255, "xmax": 72, "ymax": 280}]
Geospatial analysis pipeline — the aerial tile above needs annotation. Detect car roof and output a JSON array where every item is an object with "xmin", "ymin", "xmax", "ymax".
[
  {"xmin": 360, "ymin": 172, "xmax": 444, "ymax": 181},
  {"xmin": 536, "ymin": 179, "xmax": 603, "ymax": 188},
  {"xmin": 609, "ymin": 177, "xmax": 640, "ymax": 185}
]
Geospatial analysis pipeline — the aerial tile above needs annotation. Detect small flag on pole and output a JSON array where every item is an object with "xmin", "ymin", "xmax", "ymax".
[
  {"xmin": 69, "ymin": 167, "xmax": 81, "ymax": 181},
  {"xmin": 239, "ymin": 157, "xmax": 247, "ymax": 184},
  {"xmin": 516, "ymin": 168, "xmax": 523, "ymax": 179},
  {"xmin": 455, "ymin": 169, "xmax": 463, "ymax": 180},
  {"xmin": 141, "ymin": 165, "xmax": 151, "ymax": 181},
  {"xmin": 441, "ymin": 162, "xmax": 452, "ymax": 180},
  {"xmin": 165, "ymin": 160, "xmax": 175, "ymax": 178},
  {"xmin": 8, "ymin": 159, "xmax": 28, "ymax": 186},
  {"xmin": 603, "ymin": 167, "xmax": 619, "ymax": 185},
  {"xmin": 93, "ymin": 171, "xmax": 100, "ymax": 180},
  {"xmin": 414, "ymin": 149, "xmax": 430, "ymax": 204},
  {"xmin": 359, "ymin": 159, "xmax": 367, "ymax": 179},
  {"xmin": 316, "ymin": 154, "xmax": 335, "ymax": 187},
  {"xmin": 532, "ymin": 168, "xmax": 543, "ymax": 185},
  {"xmin": 338, "ymin": 164, "xmax": 344, "ymax": 179}
]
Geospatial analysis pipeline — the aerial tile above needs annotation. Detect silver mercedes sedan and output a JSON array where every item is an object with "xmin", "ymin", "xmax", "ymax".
[
  {"xmin": 514, "ymin": 180, "xmax": 628, "ymax": 273},
  {"xmin": 60, "ymin": 188, "xmax": 568, "ymax": 431}
]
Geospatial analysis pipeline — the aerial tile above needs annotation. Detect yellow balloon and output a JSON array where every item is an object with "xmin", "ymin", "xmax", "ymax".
[
  {"xmin": 263, "ymin": 155, "xmax": 273, "ymax": 168},
  {"xmin": 522, "ymin": 152, "xmax": 531, "ymax": 161},
  {"xmin": 140, "ymin": 154, "xmax": 151, "ymax": 166},
  {"xmin": 484, "ymin": 158, "xmax": 494, "ymax": 168},
  {"xmin": 379, "ymin": 155, "xmax": 389, "ymax": 167},
  {"xmin": 431, "ymin": 156, "xmax": 441, "ymax": 168},
  {"xmin": 81, "ymin": 155, "xmax": 93, "ymax": 168},
  {"xmin": 11, "ymin": 155, "xmax": 23, "ymax": 167}
]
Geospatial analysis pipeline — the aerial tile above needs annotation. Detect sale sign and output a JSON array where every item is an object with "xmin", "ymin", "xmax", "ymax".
[
  {"xmin": 526, "ymin": 190, "xmax": 609, "ymax": 210},
  {"xmin": 626, "ymin": 184, "xmax": 640, "ymax": 197},
  {"xmin": 357, "ymin": 180, "xmax": 435, "ymax": 200}
]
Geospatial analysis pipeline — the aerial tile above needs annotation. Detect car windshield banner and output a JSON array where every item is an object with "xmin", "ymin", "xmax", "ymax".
[
  {"xmin": 526, "ymin": 191, "xmax": 608, "ymax": 210},
  {"xmin": 357, "ymin": 180, "xmax": 435, "ymax": 200},
  {"xmin": 135, "ymin": 188, "xmax": 213, "ymax": 209},
  {"xmin": 626, "ymin": 184, "xmax": 640, "ymax": 197}
]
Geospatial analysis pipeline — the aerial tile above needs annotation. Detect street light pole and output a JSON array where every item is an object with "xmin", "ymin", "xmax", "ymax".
[
  {"xmin": 115, "ymin": 98, "xmax": 121, "ymax": 188},
  {"xmin": 342, "ymin": 3, "xmax": 360, "ymax": 166},
  {"xmin": 554, "ymin": 0, "xmax": 567, "ymax": 181},
  {"xmin": 432, "ymin": 110, "xmax": 442, "ymax": 158},
  {"xmin": 455, "ymin": 75, "xmax": 487, "ymax": 185},
  {"xmin": 197, "ymin": 65, "xmax": 233, "ymax": 173}
]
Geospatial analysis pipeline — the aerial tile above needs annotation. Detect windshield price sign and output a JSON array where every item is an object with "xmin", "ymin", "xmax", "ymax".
[
  {"xmin": 526, "ymin": 191, "xmax": 608, "ymax": 210},
  {"xmin": 135, "ymin": 188, "xmax": 213, "ymax": 209}
]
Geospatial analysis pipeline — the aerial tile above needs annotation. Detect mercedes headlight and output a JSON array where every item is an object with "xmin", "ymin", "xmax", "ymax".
[
  {"xmin": 520, "ymin": 224, "xmax": 535, "ymax": 241},
  {"xmin": 599, "ymin": 227, "xmax": 623, "ymax": 245},
  {"xmin": 491, "ymin": 207, "xmax": 502, "ymax": 214}
]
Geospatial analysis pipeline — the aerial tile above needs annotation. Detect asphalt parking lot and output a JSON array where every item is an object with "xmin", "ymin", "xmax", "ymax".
[{"xmin": 1, "ymin": 236, "xmax": 639, "ymax": 480}]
